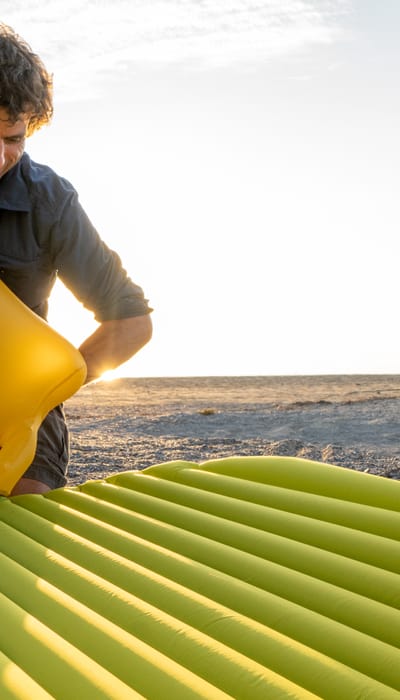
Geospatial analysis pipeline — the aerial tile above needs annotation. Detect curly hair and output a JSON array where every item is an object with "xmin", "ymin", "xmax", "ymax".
[{"xmin": 0, "ymin": 23, "xmax": 53, "ymax": 135}]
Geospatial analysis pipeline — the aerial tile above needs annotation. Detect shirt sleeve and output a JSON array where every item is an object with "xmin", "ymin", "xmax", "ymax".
[{"xmin": 47, "ymin": 185, "xmax": 152, "ymax": 322}]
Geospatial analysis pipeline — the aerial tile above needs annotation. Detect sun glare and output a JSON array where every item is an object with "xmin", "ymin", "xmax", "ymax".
[{"xmin": 99, "ymin": 368, "xmax": 124, "ymax": 382}]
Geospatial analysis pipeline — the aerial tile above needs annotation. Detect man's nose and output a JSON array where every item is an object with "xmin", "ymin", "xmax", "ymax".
[{"xmin": 0, "ymin": 141, "xmax": 5, "ymax": 169}]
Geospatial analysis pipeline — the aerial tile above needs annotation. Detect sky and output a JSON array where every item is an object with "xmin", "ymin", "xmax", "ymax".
[{"xmin": 2, "ymin": 1, "xmax": 400, "ymax": 377}]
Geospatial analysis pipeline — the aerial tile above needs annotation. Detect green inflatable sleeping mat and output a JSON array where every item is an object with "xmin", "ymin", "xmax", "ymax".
[{"xmin": 0, "ymin": 455, "xmax": 399, "ymax": 699}]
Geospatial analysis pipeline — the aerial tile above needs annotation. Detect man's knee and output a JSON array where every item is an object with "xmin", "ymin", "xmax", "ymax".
[{"xmin": 10, "ymin": 478, "xmax": 52, "ymax": 496}]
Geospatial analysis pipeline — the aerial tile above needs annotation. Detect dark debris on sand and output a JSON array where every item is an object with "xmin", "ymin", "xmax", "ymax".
[{"xmin": 67, "ymin": 435, "xmax": 400, "ymax": 486}]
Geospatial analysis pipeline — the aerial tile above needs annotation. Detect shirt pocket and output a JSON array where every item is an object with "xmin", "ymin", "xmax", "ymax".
[{"xmin": 0, "ymin": 255, "xmax": 56, "ymax": 315}]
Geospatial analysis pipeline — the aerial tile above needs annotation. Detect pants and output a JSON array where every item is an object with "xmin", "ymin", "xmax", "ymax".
[{"xmin": 23, "ymin": 404, "xmax": 69, "ymax": 489}]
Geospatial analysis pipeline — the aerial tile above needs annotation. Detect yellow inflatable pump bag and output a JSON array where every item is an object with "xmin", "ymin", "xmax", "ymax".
[{"xmin": 0, "ymin": 280, "xmax": 87, "ymax": 496}]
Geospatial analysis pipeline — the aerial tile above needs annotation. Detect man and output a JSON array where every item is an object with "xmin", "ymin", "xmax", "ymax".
[{"xmin": 0, "ymin": 24, "xmax": 153, "ymax": 496}]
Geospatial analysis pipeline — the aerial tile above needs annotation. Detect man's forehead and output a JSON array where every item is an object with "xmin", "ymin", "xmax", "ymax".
[{"xmin": 0, "ymin": 109, "xmax": 29, "ymax": 131}]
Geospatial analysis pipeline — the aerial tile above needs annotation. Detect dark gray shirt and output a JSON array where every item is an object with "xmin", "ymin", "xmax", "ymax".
[{"xmin": 0, "ymin": 152, "xmax": 151, "ymax": 320}]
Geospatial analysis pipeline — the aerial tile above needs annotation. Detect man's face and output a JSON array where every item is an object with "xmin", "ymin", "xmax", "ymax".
[{"xmin": 0, "ymin": 107, "xmax": 29, "ymax": 179}]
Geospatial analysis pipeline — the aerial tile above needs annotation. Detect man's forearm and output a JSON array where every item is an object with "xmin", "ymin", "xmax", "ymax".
[{"xmin": 78, "ymin": 314, "xmax": 152, "ymax": 383}]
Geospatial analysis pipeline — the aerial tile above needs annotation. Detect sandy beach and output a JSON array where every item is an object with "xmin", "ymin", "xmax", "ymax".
[{"xmin": 64, "ymin": 375, "xmax": 400, "ymax": 486}]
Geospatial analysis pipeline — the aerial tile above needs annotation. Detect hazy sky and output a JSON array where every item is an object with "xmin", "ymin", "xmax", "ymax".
[{"xmin": 3, "ymin": 1, "xmax": 400, "ymax": 377}]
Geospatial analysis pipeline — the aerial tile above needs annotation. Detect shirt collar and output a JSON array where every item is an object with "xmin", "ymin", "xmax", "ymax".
[{"xmin": 0, "ymin": 153, "xmax": 31, "ymax": 212}]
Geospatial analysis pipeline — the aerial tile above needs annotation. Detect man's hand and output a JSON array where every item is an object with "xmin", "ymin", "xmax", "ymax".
[{"xmin": 78, "ymin": 314, "xmax": 152, "ymax": 383}]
